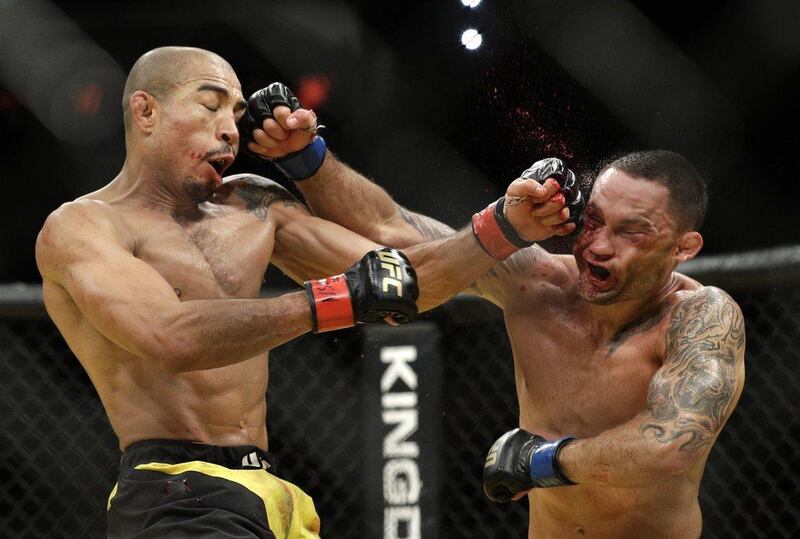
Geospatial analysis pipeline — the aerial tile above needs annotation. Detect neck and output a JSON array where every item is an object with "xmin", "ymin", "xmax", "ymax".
[
  {"xmin": 107, "ymin": 153, "xmax": 201, "ymax": 217},
  {"xmin": 585, "ymin": 273, "xmax": 678, "ymax": 340}
]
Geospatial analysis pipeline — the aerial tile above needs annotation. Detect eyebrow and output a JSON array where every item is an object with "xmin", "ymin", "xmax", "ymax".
[
  {"xmin": 618, "ymin": 217, "xmax": 655, "ymax": 228},
  {"xmin": 196, "ymin": 83, "xmax": 247, "ymax": 112}
]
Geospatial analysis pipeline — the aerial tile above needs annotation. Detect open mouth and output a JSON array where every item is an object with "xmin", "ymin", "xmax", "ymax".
[
  {"xmin": 209, "ymin": 158, "xmax": 227, "ymax": 175},
  {"xmin": 588, "ymin": 263, "xmax": 611, "ymax": 281}
]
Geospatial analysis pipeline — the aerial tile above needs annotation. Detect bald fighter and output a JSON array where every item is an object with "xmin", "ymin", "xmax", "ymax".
[
  {"xmin": 35, "ymin": 47, "xmax": 571, "ymax": 538},
  {"xmin": 246, "ymin": 105, "xmax": 744, "ymax": 538}
]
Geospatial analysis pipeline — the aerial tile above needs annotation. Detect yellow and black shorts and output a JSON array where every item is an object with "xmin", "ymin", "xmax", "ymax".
[{"xmin": 107, "ymin": 439, "xmax": 320, "ymax": 539}]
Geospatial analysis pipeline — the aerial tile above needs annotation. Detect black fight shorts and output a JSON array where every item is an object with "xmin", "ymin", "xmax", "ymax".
[{"xmin": 107, "ymin": 439, "xmax": 320, "ymax": 539}]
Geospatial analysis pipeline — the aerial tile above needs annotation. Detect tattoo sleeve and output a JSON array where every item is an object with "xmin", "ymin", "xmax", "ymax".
[{"xmin": 640, "ymin": 288, "xmax": 745, "ymax": 453}]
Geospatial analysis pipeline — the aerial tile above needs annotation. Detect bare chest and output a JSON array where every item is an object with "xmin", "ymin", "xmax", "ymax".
[
  {"xmin": 504, "ymin": 293, "xmax": 663, "ymax": 438},
  {"xmin": 126, "ymin": 207, "xmax": 275, "ymax": 300}
]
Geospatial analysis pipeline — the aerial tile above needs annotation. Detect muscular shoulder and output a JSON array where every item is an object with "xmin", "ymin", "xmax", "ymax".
[
  {"xmin": 670, "ymin": 286, "xmax": 742, "ymax": 327},
  {"xmin": 220, "ymin": 173, "xmax": 303, "ymax": 221},
  {"xmin": 662, "ymin": 286, "xmax": 745, "ymax": 363},
  {"xmin": 36, "ymin": 200, "xmax": 128, "ymax": 278}
]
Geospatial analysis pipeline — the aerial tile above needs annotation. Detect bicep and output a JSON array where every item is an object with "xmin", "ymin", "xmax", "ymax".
[
  {"xmin": 271, "ymin": 205, "xmax": 381, "ymax": 283},
  {"xmin": 40, "ymin": 215, "xmax": 180, "ymax": 357},
  {"xmin": 640, "ymin": 289, "xmax": 746, "ymax": 454}
]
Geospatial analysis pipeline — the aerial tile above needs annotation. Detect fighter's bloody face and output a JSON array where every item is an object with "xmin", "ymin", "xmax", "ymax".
[
  {"xmin": 148, "ymin": 60, "xmax": 246, "ymax": 203},
  {"xmin": 572, "ymin": 168, "xmax": 682, "ymax": 305}
]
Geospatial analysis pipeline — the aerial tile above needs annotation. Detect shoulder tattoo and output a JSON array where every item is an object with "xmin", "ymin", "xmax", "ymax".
[
  {"xmin": 640, "ymin": 288, "xmax": 745, "ymax": 453},
  {"xmin": 228, "ymin": 175, "xmax": 297, "ymax": 221}
]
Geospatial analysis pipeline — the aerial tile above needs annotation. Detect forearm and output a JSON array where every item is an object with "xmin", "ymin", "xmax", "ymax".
[
  {"xmin": 155, "ymin": 292, "xmax": 312, "ymax": 372},
  {"xmin": 296, "ymin": 154, "xmax": 427, "ymax": 246},
  {"xmin": 557, "ymin": 417, "xmax": 695, "ymax": 488},
  {"xmin": 404, "ymin": 226, "xmax": 497, "ymax": 311}
]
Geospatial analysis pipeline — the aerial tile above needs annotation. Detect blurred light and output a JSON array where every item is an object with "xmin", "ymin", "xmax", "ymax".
[
  {"xmin": 0, "ymin": 0, "xmax": 124, "ymax": 145},
  {"xmin": 73, "ymin": 83, "xmax": 104, "ymax": 117},
  {"xmin": 461, "ymin": 29, "xmax": 483, "ymax": 50},
  {"xmin": 296, "ymin": 74, "xmax": 332, "ymax": 110},
  {"xmin": 461, "ymin": 0, "xmax": 482, "ymax": 7}
]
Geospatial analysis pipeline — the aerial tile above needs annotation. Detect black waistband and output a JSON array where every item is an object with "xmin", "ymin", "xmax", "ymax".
[{"xmin": 120, "ymin": 439, "xmax": 277, "ymax": 473}]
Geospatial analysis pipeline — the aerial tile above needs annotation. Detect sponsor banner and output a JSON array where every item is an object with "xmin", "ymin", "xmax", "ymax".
[{"xmin": 363, "ymin": 323, "xmax": 442, "ymax": 539}]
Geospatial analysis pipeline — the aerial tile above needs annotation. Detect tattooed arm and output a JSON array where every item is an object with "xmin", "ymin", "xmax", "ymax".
[
  {"xmin": 231, "ymin": 171, "xmax": 545, "ymax": 311},
  {"xmin": 288, "ymin": 154, "xmax": 438, "ymax": 247},
  {"xmin": 266, "ymin": 182, "xmax": 503, "ymax": 312},
  {"xmin": 557, "ymin": 287, "xmax": 746, "ymax": 487},
  {"xmin": 289, "ymin": 155, "xmax": 556, "ymax": 307}
]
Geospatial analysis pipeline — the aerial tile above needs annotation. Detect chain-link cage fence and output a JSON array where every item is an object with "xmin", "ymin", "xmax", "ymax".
[{"xmin": 1, "ymin": 247, "xmax": 799, "ymax": 538}]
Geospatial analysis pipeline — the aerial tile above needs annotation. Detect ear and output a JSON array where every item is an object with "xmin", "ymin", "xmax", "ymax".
[
  {"xmin": 674, "ymin": 231, "xmax": 703, "ymax": 263},
  {"xmin": 129, "ymin": 91, "xmax": 158, "ymax": 134}
]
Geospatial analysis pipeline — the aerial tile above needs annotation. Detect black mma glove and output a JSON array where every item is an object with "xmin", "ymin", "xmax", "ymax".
[
  {"xmin": 304, "ymin": 248, "xmax": 419, "ymax": 333},
  {"xmin": 471, "ymin": 157, "xmax": 583, "ymax": 260},
  {"xmin": 483, "ymin": 428, "xmax": 576, "ymax": 503},
  {"xmin": 238, "ymin": 82, "xmax": 327, "ymax": 181},
  {"xmin": 520, "ymin": 157, "xmax": 584, "ymax": 232}
]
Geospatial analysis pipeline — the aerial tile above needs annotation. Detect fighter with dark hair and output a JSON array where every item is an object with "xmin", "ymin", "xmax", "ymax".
[{"xmin": 248, "ymin": 91, "xmax": 745, "ymax": 537}]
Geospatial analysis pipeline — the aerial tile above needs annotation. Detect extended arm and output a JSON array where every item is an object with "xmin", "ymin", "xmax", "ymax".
[
  {"xmin": 36, "ymin": 202, "xmax": 312, "ymax": 373},
  {"xmin": 269, "ymin": 187, "xmax": 495, "ymax": 312},
  {"xmin": 236, "ymin": 82, "xmax": 436, "ymax": 248},
  {"xmin": 37, "ymin": 197, "xmax": 417, "ymax": 370},
  {"xmin": 295, "ymin": 154, "xmax": 446, "ymax": 248},
  {"xmin": 265, "ymin": 172, "xmax": 570, "ymax": 311},
  {"xmin": 238, "ymin": 84, "xmax": 580, "ymax": 306},
  {"xmin": 558, "ymin": 287, "xmax": 746, "ymax": 487},
  {"xmin": 293, "ymin": 155, "xmax": 582, "ymax": 307}
]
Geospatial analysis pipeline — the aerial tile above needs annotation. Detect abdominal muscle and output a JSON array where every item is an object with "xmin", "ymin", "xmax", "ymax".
[
  {"xmin": 104, "ymin": 353, "xmax": 272, "ymax": 451},
  {"xmin": 44, "ymin": 269, "xmax": 274, "ymax": 454},
  {"xmin": 526, "ymin": 479, "xmax": 702, "ymax": 538}
]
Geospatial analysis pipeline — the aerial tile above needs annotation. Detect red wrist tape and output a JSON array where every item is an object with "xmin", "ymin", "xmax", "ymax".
[
  {"xmin": 305, "ymin": 275, "xmax": 355, "ymax": 333},
  {"xmin": 472, "ymin": 202, "xmax": 520, "ymax": 260}
]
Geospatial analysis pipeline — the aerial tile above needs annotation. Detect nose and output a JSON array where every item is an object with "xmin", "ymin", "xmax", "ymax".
[
  {"xmin": 218, "ymin": 114, "xmax": 239, "ymax": 147},
  {"xmin": 588, "ymin": 228, "xmax": 614, "ymax": 260}
]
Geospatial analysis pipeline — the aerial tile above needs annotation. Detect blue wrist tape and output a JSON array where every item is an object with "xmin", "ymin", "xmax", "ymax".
[
  {"xmin": 530, "ymin": 437, "xmax": 576, "ymax": 487},
  {"xmin": 273, "ymin": 136, "xmax": 327, "ymax": 181}
]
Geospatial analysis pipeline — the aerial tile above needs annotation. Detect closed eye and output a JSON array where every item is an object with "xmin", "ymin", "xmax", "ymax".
[
  {"xmin": 621, "ymin": 230, "xmax": 648, "ymax": 241},
  {"xmin": 585, "ymin": 217, "xmax": 602, "ymax": 228},
  {"xmin": 203, "ymin": 104, "xmax": 218, "ymax": 112}
]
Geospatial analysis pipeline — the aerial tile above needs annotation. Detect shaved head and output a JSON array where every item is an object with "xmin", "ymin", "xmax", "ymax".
[{"xmin": 122, "ymin": 46, "xmax": 234, "ymax": 131}]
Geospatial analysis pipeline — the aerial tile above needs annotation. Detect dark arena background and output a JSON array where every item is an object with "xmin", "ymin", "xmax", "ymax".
[{"xmin": 1, "ymin": 1, "xmax": 799, "ymax": 538}]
